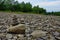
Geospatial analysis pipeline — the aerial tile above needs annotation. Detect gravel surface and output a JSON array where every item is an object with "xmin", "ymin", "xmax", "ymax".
[{"xmin": 0, "ymin": 12, "xmax": 60, "ymax": 40}]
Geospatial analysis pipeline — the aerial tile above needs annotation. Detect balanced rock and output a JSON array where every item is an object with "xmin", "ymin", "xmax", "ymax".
[
  {"xmin": 12, "ymin": 15, "xmax": 19, "ymax": 26},
  {"xmin": 30, "ymin": 30, "xmax": 47, "ymax": 38},
  {"xmin": 7, "ymin": 24, "xmax": 25, "ymax": 34}
]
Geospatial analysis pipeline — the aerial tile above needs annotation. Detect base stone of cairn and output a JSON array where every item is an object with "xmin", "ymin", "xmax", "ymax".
[{"xmin": 7, "ymin": 24, "xmax": 25, "ymax": 34}]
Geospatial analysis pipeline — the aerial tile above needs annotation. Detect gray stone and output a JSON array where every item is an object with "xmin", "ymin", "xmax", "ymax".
[
  {"xmin": 53, "ymin": 31, "xmax": 60, "ymax": 36},
  {"xmin": 30, "ymin": 30, "xmax": 47, "ymax": 38},
  {"xmin": 17, "ymin": 34, "xmax": 24, "ymax": 38},
  {"xmin": 6, "ymin": 34, "xmax": 13, "ymax": 39},
  {"xmin": 0, "ymin": 26, "xmax": 2, "ymax": 28},
  {"xmin": 13, "ymin": 36, "xmax": 17, "ymax": 39},
  {"xmin": 12, "ymin": 39, "xmax": 16, "ymax": 40},
  {"xmin": 7, "ymin": 39, "xmax": 12, "ymax": 40},
  {"xmin": 0, "ymin": 33, "xmax": 6, "ymax": 38},
  {"xmin": 55, "ymin": 37, "xmax": 60, "ymax": 40}
]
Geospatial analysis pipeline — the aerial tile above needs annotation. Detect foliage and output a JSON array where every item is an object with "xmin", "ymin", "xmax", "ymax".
[
  {"xmin": 0, "ymin": 0, "xmax": 46, "ymax": 13},
  {"xmin": 32, "ymin": 5, "xmax": 46, "ymax": 14},
  {"xmin": 0, "ymin": 0, "xmax": 60, "ymax": 16},
  {"xmin": 46, "ymin": 12, "xmax": 60, "ymax": 16}
]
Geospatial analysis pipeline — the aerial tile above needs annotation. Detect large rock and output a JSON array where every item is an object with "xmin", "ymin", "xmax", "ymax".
[
  {"xmin": 30, "ymin": 30, "xmax": 47, "ymax": 38},
  {"xmin": 7, "ymin": 24, "xmax": 25, "ymax": 34}
]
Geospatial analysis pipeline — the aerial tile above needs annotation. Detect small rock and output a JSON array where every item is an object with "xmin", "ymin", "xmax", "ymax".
[
  {"xmin": 0, "ymin": 33, "xmax": 6, "ymax": 38},
  {"xmin": 12, "ymin": 39, "xmax": 16, "ymax": 40},
  {"xmin": 55, "ymin": 37, "xmax": 60, "ymax": 40},
  {"xmin": 7, "ymin": 39, "xmax": 12, "ymax": 40},
  {"xmin": 53, "ymin": 31, "xmax": 60, "ymax": 36},
  {"xmin": 0, "ymin": 26, "xmax": 2, "ymax": 28},
  {"xmin": 13, "ymin": 36, "xmax": 17, "ymax": 39},
  {"xmin": 6, "ymin": 34, "xmax": 13, "ymax": 39},
  {"xmin": 17, "ymin": 34, "xmax": 24, "ymax": 38}
]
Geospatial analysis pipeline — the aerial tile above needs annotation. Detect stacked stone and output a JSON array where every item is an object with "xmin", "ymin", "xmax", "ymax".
[
  {"xmin": 25, "ymin": 24, "xmax": 32, "ymax": 40},
  {"xmin": 12, "ymin": 15, "xmax": 19, "ymax": 26}
]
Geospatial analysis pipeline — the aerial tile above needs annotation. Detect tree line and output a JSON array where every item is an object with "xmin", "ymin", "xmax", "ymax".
[
  {"xmin": 0, "ymin": 0, "xmax": 46, "ymax": 13},
  {"xmin": 46, "ymin": 12, "xmax": 60, "ymax": 16},
  {"xmin": 0, "ymin": 0, "xmax": 60, "ymax": 16}
]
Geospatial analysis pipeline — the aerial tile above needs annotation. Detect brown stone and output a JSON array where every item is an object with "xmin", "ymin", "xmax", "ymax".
[{"xmin": 7, "ymin": 24, "xmax": 25, "ymax": 34}]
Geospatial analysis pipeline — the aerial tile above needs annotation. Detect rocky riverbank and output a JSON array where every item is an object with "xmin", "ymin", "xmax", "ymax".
[{"xmin": 0, "ymin": 12, "xmax": 60, "ymax": 40}]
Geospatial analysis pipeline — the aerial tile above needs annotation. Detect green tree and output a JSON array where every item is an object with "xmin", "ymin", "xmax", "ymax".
[
  {"xmin": 0, "ymin": 0, "xmax": 46, "ymax": 14},
  {"xmin": 10, "ymin": 1, "xmax": 20, "ymax": 11},
  {"xmin": 25, "ymin": 2, "xmax": 32, "ymax": 12},
  {"xmin": 19, "ymin": 2, "xmax": 25, "ymax": 12},
  {"xmin": 32, "ymin": 5, "xmax": 46, "ymax": 13},
  {"xmin": 32, "ymin": 5, "xmax": 40, "ymax": 13},
  {"xmin": 0, "ymin": 0, "xmax": 6, "ymax": 11}
]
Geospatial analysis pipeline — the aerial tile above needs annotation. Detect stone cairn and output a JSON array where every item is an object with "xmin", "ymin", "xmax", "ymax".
[{"xmin": 11, "ymin": 15, "xmax": 19, "ymax": 26}]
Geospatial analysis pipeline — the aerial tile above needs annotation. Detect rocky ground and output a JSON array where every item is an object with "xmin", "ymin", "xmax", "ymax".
[{"xmin": 0, "ymin": 12, "xmax": 60, "ymax": 40}]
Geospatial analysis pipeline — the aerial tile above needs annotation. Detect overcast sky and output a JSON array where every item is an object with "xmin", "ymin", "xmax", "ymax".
[{"xmin": 17, "ymin": 0, "xmax": 60, "ymax": 12}]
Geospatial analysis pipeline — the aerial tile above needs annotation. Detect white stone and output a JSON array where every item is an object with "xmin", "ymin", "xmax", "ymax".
[
  {"xmin": 31, "ymin": 30, "xmax": 47, "ymax": 38},
  {"xmin": 17, "ymin": 34, "xmax": 24, "ymax": 38},
  {"xmin": 54, "ymin": 31, "xmax": 60, "ymax": 36},
  {"xmin": 7, "ymin": 24, "xmax": 25, "ymax": 34},
  {"xmin": 6, "ymin": 34, "xmax": 12, "ymax": 39}
]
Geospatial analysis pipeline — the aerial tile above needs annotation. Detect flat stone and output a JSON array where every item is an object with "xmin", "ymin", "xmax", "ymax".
[
  {"xmin": 7, "ymin": 24, "xmax": 25, "ymax": 34},
  {"xmin": 7, "ymin": 39, "xmax": 12, "ymax": 40},
  {"xmin": 6, "ymin": 34, "xmax": 13, "ymax": 39},
  {"xmin": 56, "ymin": 37, "xmax": 60, "ymax": 40},
  {"xmin": 31, "ymin": 30, "xmax": 47, "ymax": 38},
  {"xmin": 0, "ymin": 33, "xmax": 6, "ymax": 38},
  {"xmin": 13, "ymin": 36, "xmax": 17, "ymax": 39},
  {"xmin": 53, "ymin": 31, "xmax": 60, "ymax": 36},
  {"xmin": 17, "ymin": 34, "xmax": 24, "ymax": 38},
  {"xmin": 12, "ymin": 39, "xmax": 16, "ymax": 40},
  {"xmin": 0, "ymin": 26, "xmax": 2, "ymax": 28}
]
